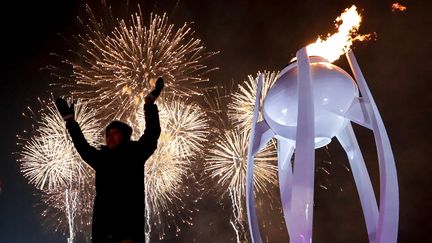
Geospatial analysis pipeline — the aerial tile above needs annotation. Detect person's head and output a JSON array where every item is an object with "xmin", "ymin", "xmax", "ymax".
[{"xmin": 105, "ymin": 121, "xmax": 132, "ymax": 149}]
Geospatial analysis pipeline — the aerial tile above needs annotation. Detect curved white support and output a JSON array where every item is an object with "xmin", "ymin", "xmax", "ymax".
[
  {"xmin": 246, "ymin": 74, "xmax": 265, "ymax": 243},
  {"xmin": 345, "ymin": 97, "xmax": 372, "ymax": 129},
  {"xmin": 337, "ymin": 123, "xmax": 379, "ymax": 242},
  {"xmin": 251, "ymin": 121, "xmax": 275, "ymax": 156},
  {"xmin": 346, "ymin": 51, "xmax": 399, "ymax": 243},
  {"xmin": 277, "ymin": 138, "xmax": 295, "ymax": 238},
  {"xmin": 289, "ymin": 48, "xmax": 316, "ymax": 243},
  {"xmin": 244, "ymin": 49, "xmax": 398, "ymax": 243}
]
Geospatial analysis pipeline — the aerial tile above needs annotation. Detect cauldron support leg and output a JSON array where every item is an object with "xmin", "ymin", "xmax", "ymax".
[
  {"xmin": 337, "ymin": 123, "xmax": 379, "ymax": 243},
  {"xmin": 347, "ymin": 51, "xmax": 399, "ymax": 243},
  {"xmin": 290, "ymin": 47, "xmax": 316, "ymax": 243}
]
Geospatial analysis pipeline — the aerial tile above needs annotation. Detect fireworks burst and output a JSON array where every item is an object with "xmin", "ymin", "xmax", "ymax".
[
  {"xmin": 228, "ymin": 71, "xmax": 279, "ymax": 130},
  {"xmin": 204, "ymin": 72, "xmax": 280, "ymax": 242},
  {"xmin": 61, "ymin": 4, "xmax": 216, "ymax": 124},
  {"xmin": 18, "ymin": 99, "xmax": 101, "ymax": 241},
  {"xmin": 138, "ymin": 97, "xmax": 209, "ymax": 211},
  {"xmin": 21, "ymin": 1, "xmax": 215, "ymax": 241},
  {"xmin": 206, "ymin": 129, "xmax": 277, "ymax": 200},
  {"xmin": 206, "ymin": 129, "xmax": 278, "ymax": 242},
  {"xmin": 19, "ymin": 99, "xmax": 101, "ymax": 191},
  {"xmin": 137, "ymin": 97, "xmax": 209, "ymax": 159},
  {"xmin": 39, "ymin": 178, "xmax": 95, "ymax": 241},
  {"xmin": 19, "ymin": 97, "xmax": 209, "ymax": 242},
  {"xmin": 138, "ymin": 97, "xmax": 208, "ymax": 240}
]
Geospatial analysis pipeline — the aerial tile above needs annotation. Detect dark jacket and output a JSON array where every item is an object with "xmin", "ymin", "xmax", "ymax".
[{"xmin": 66, "ymin": 104, "xmax": 161, "ymax": 243}]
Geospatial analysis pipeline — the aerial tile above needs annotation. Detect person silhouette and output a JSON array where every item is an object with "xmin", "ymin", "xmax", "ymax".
[{"xmin": 56, "ymin": 77, "xmax": 164, "ymax": 243}]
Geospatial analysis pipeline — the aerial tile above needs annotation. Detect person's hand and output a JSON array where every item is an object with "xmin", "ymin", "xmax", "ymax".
[
  {"xmin": 55, "ymin": 97, "xmax": 75, "ymax": 121},
  {"xmin": 145, "ymin": 93, "xmax": 156, "ymax": 104},
  {"xmin": 155, "ymin": 77, "xmax": 164, "ymax": 92},
  {"xmin": 145, "ymin": 77, "xmax": 165, "ymax": 104}
]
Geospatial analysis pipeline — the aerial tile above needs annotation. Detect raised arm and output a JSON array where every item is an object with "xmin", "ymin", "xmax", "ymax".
[
  {"xmin": 66, "ymin": 120, "xmax": 99, "ymax": 170},
  {"xmin": 137, "ymin": 77, "xmax": 164, "ymax": 156},
  {"xmin": 56, "ymin": 98, "xmax": 99, "ymax": 170},
  {"xmin": 137, "ymin": 103, "xmax": 161, "ymax": 154}
]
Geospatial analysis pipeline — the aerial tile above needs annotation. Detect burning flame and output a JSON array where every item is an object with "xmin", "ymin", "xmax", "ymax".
[
  {"xmin": 306, "ymin": 5, "xmax": 371, "ymax": 62},
  {"xmin": 392, "ymin": 3, "xmax": 407, "ymax": 12}
]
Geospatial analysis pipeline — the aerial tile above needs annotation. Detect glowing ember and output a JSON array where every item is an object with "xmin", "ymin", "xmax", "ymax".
[
  {"xmin": 306, "ymin": 5, "xmax": 371, "ymax": 62},
  {"xmin": 392, "ymin": 3, "xmax": 407, "ymax": 12}
]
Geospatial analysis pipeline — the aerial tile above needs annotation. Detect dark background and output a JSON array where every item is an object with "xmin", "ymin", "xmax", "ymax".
[{"xmin": 1, "ymin": 0, "xmax": 431, "ymax": 242}]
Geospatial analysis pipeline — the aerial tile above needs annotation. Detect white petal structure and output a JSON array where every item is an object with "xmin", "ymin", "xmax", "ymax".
[{"xmin": 245, "ymin": 49, "xmax": 399, "ymax": 243}]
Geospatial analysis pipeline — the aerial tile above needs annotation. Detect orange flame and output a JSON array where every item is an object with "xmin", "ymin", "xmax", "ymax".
[
  {"xmin": 392, "ymin": 3, "xmax": 407, "ymax": 12},
  {"xmin": 306, "ymin": 5, "xmax": 371, "ymax": 62}
]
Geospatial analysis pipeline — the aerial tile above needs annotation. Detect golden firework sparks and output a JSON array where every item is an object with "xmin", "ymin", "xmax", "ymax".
[
  {"xmin": 136, "ymin": 97, "xmax": 209, "ymax": 241},
  {"xmin": 18, "ymin": 99, "xmax": 101, "ymax": 241},
  {"xmin": 206, "ymin": 129, "xmax": 277, "ymax": 198},
  {"xmin": 33, "ymin": 2, "xmax": 215, "ymax": 241},
  {"xmin": 19, "ymin": 99, "xmax": 101, "ymax": 191},
  {"xmin": 61, "ymin": 5, "xmax": 216, "ymax": 124},
  {"xmin": 206, "ymin": 128, "xmax": 277, "ymax": 242},
  {"xmin": 228, "ymin": 71, "xmax": 279, "ymax": 130}
]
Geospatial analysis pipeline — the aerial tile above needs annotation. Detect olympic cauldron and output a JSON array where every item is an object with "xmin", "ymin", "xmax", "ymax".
[{"xmin": 245, "ymin": 48, "xmax": 399, "ymax": 243}]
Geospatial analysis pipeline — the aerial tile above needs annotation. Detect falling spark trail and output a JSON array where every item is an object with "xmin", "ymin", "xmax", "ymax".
[
  {"xmin": 65, "ymin": 188, "xmax": 78, "ymax": 243},
  {"xmin": 229, "ymin": 188, "xmax": 246, "ymax": 243}
]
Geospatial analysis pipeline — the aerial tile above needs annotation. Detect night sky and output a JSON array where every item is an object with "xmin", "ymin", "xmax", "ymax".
[{"xmin": 1, "ymin": 0, "xmax": 431, "ymax": 242}]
